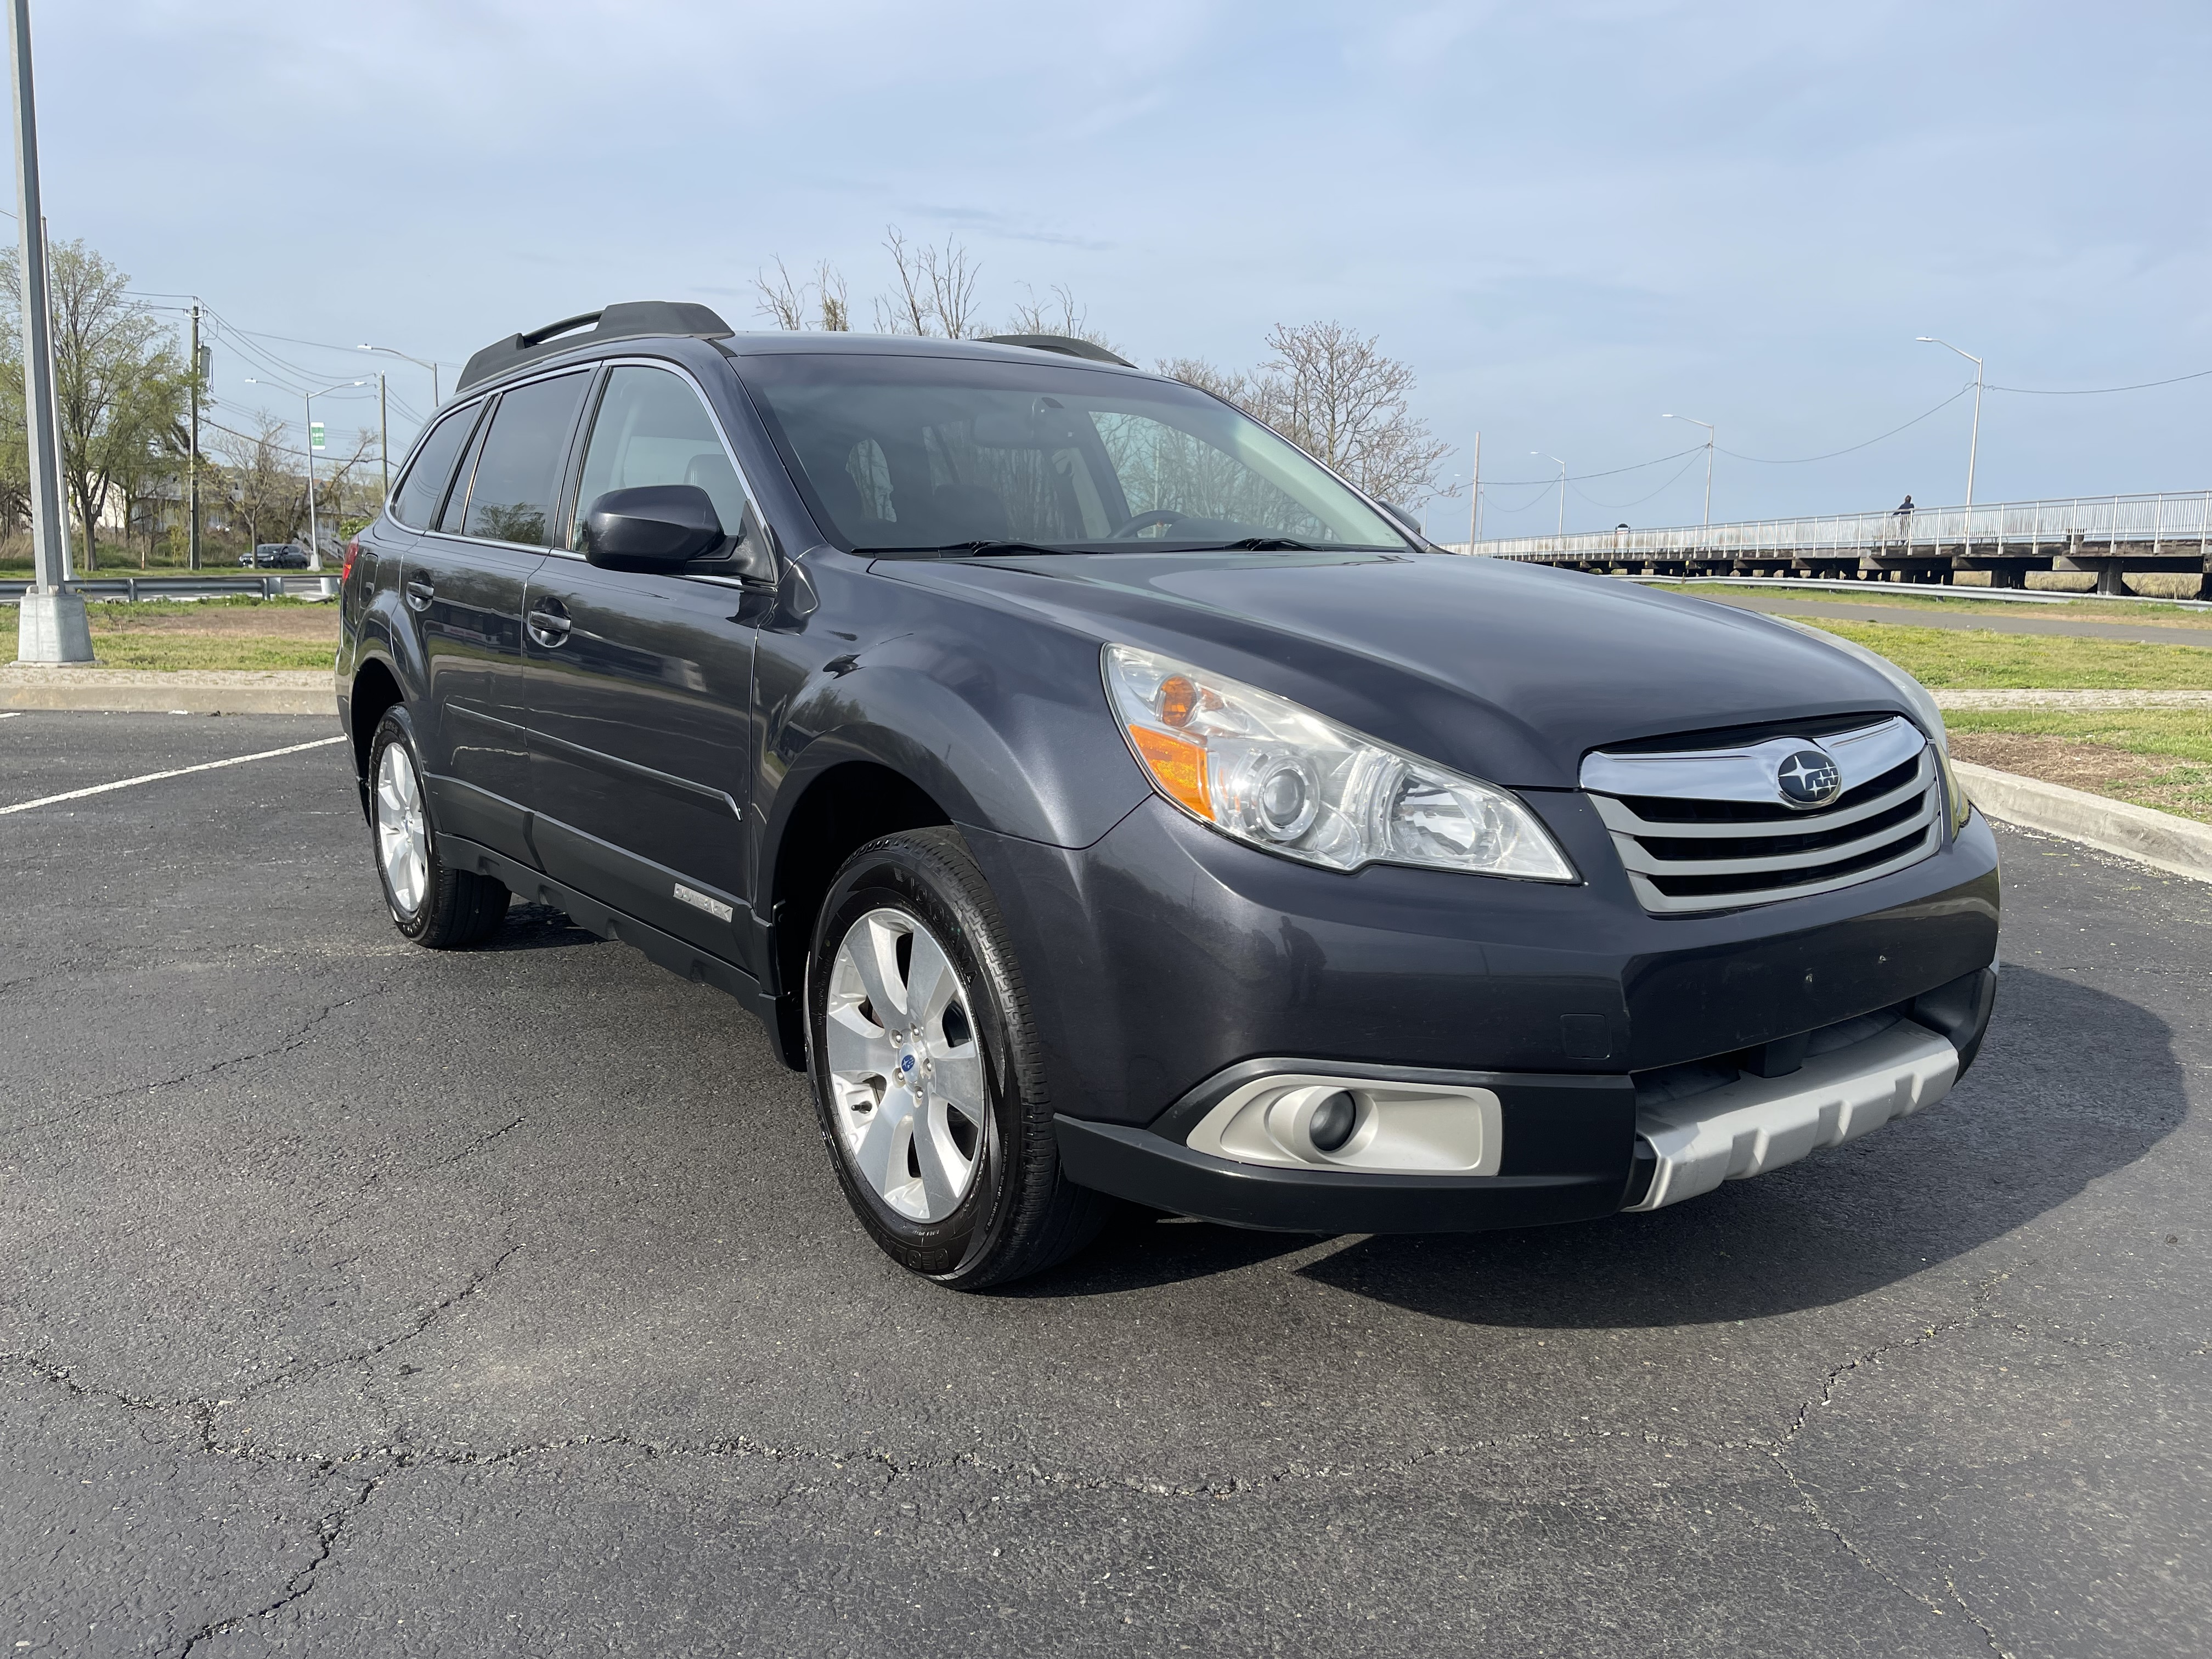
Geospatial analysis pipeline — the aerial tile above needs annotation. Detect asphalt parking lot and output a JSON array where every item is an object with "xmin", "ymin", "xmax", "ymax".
[{"xmin": 3, "ymin": 712, "xmax": 2207, "ymax": 1658}]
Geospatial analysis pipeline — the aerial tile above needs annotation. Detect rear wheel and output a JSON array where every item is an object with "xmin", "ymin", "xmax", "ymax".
[
  {"xmin": 806, "ymin": 828, "xmax": 1112, "ymax": 1288},
  {"xmin": 367, "ymin": 706, "xmax": 509, "ymax": 949}
]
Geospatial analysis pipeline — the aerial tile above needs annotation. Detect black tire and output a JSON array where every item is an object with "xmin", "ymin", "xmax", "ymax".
[
  {"xmin": 805, "ymin": 827, "xmax": 1113, "ymax": 1289},
  {"xmin": 365, "ymin": 705, "xmax": 509, "ymax": 949}
]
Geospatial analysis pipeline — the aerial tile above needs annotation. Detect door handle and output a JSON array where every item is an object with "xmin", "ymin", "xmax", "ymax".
[
  {"xmin": 526, "ymin": 600, "xmax": 572, "ymax": 648},
  {"xmin": 404, "ymin": 576, "xmax": 435, "ymax": 612}
]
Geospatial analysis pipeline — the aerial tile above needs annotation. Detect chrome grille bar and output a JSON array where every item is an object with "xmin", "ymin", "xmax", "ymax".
[{"xmin": 1582, "ymin": 718, "xmax": 1941, "ymax": 915}]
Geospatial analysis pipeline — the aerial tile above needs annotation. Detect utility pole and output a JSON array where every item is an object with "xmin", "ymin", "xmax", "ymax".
[
  {"xmin": 376, "ymin": 370, "xmax": 388, "ymax": 496},
  {"xmin": 1466, "ymin": 431, "xmax": 1481, "ymax": 551},
  {"xmin": 1663, "ymin": 414, "xmax": 1716, "ymax": 528},
  {"xmin": 9, "ymin": 0, "xmax": 87, "ymax": 661},
  {"xmin": 188, "ymin": 300, "xmax": 202, "ymax": 569}
]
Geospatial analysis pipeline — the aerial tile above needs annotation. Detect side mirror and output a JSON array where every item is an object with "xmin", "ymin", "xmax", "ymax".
[
  {"xmin": 580, "ymin": 484, "xmax": 726, "ymax": 571},
  {"xmin": 1380, "ymin": 501, "xmax": 1424, "ymax": 538}
]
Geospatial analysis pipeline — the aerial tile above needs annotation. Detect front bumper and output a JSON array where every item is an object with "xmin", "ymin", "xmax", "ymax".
[
  {"xmin": 960, "ymin": 790, "xmax": 2000, "ymax": 1234},
  {"xmin": 1054, "ymin": 965, "xmax": 1996, "ymax": 1232}
]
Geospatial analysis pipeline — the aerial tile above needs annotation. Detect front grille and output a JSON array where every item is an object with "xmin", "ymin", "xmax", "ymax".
[{"xmin": 1582, "ymin": 716, "xmax": 1940, "ymax": 915}]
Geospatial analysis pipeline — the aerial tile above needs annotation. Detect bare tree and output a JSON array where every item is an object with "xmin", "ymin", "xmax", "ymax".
[
  {"xmin": 1156, "ymin": 356, "xmax": 1255, "ymax": 407},
  {"xmin": 1006, "ymin": 284, "xmax": 1118, "ymax": 353},
  {"xmin": 212, "ymin": 415, "xmax": 302, "ymax": 551},
  {"xmin": 876, "ymin": 227, "xmax": 983, "ymax": 338},
  {"xmin": 755, "ymin": 257, "xmax": 854, "ymax": 332},
  {"xmin": 1252, "ymin": 322, "xmax": 1452, "ymax": 508}
]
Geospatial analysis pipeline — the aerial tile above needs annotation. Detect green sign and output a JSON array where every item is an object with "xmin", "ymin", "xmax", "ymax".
[{"xmin": 309, "ymin": 421, "xmax": 326, "ymax": 452}]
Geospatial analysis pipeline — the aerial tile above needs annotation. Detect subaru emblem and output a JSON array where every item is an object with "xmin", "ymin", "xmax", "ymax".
[{"xmin": 1774, "ymin": 746, "xmax": 1842, "ymax": 809}]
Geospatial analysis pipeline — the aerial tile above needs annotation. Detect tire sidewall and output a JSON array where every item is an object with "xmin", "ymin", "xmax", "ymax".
[
  {"xmin": 806, "ymin": 837, "xmax": 1021, "ymax": 1278},
  {"xmin": 366, "ymin": 705, "xmax": 442, "ymax": 942}
]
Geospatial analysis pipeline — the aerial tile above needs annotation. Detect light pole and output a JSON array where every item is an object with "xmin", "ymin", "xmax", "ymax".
[
  {"xmin": 359, "ymin": 343, "xmax": 440, "ymax": 409},
  {"xmin": 1916, "ymin": 337, "xmax": 1983, "ymax": 508},
  {"xmin": 1663, "ymin": 414, "xmax": 1715, "ymax": 527},
  {"xmin": 247, "ymin": 376, "xmax": 365, "ymax": 581},
  {"xmin": 8, "ymin": 0, "xmax": 88, "ymax": 661},
  {"xmin": 1535, "ymin": 452, "xmax": 1566, "ymax": 539}
]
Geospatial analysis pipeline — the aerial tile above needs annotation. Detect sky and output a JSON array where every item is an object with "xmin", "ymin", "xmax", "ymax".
[{"xmin": 30, "ymin": 0, "xmax": 2212, "ymax": 538}]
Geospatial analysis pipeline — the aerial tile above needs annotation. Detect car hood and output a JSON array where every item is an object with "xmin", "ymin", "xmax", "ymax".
[{"xmin": 878, "ymin": 550, "xmax": 1918, "ymax": 789}]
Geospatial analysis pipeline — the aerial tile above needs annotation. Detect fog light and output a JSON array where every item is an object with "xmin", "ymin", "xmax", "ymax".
[{"xmin": 1307, "ymin": 1089, "xmax": 1358, "ymax": 1152}]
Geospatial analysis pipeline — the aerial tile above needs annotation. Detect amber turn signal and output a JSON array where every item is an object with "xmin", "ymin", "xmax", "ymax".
[{"xmin": 1127, "ymin": 725, "xmax": 1212, "ymax": 821}]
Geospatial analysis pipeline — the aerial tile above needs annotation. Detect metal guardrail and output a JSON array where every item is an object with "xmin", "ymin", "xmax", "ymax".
[
  {"xmin": 1, "ymin": 574, "xmax": 328, "ymax": 602},
  {"xmin": 1469, "ymin": 490, "xmax": 2212, "ymax": 563}
]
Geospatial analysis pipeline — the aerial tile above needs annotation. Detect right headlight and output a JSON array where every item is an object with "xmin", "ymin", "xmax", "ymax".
[{"xmin": 1103, "ymin": 644, "xmax": 1577, "ymax": 881}]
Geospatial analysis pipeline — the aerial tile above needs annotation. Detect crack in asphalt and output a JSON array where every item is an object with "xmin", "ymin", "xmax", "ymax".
[
  {"xmin": 1, "ymin": 986, "xmax": 390, "ymax": 1140},
  {"xmin": 1769, "ymin": 1271, "xmax": 2022, "ymax": 1659},
  {"xmin": 2, "ymin": 1242, "xmax": 524, "ymax": 1447},
  {"xmin": 170, "ymin": 1465, "xmax": 388, "ymax": 1659}
]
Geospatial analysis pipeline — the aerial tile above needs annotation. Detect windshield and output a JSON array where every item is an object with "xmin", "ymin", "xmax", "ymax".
[{"xmin": 735, "ymin": 351, "xmax": 1409, "ymax": 554}]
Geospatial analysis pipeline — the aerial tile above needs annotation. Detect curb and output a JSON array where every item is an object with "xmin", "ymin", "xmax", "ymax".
[
  {"xmin": 1955, "ymin": 759, "xmax": 2212, "ymax": 884},
  {"xmin": 0, "ymin": 684, "xmax": 330, "ymax": 715}
]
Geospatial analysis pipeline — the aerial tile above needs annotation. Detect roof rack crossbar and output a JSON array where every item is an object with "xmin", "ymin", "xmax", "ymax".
[{"xmin": 456, "ymin": 301, "xmax": 734, "ymax": 395}]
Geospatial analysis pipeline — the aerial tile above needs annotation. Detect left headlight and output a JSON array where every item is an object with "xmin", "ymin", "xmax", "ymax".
[{"xmin": 1103, "ymin": 644, "xmax": 1577, "ymax": 882}]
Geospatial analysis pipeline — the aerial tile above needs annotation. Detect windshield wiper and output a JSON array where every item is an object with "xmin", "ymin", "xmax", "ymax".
[
  {"xmin": 859, "ymin": 540, "xmax": 1074, "ymax": 559},
  {"xmin": 1204, "ymin": 537, "xmax": 1325, "ymax": 551}
]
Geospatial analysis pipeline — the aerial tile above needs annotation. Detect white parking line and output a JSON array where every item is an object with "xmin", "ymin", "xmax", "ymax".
[
  {"xmin": 0, "ymin": 711, "xmax": 21, "ymax": 720},
  {"xmin": 0, "ymin": 735, "xmax": 347, "ymax": 817}
]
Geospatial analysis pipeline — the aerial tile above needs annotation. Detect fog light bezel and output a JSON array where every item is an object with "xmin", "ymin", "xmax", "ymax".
[{"xmin": 1184, "ymin": 1073, "xmax": 1504, "ymax": 1175}]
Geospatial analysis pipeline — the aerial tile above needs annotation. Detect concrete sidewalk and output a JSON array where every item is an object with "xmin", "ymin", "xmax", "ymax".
[{"xmin": 0, "ymin": 665, "xmax": 332, "ymax": 715}]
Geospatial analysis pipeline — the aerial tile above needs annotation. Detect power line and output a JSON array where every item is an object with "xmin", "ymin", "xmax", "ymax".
[
  {"xmin": 1989, "ymin": 367, "xmax": 2212, "ymax": 395},
  {"xmin": 1569, "ymin": 451, "xmax": 1705, "ymax": 512},
  {"xmin": 1717, "ymin": 382, "xmax": 1974, "ymax": 464}
]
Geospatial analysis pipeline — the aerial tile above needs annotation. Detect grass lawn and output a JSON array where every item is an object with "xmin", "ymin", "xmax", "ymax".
[
  {"xmin": 1947, "ymin": 709, "xmax": 2212, "ymax": 825},
  {"xmin": 1797, "ymin": 619, "xmax": 2212, "ymax": 691},
  {"xmin": 1651, "ymin": 580, "xmax": 2212, "ymax": 630},
  {"xmin": 1, "ymin": 596, "xmax": 337, "ymax": 672}
]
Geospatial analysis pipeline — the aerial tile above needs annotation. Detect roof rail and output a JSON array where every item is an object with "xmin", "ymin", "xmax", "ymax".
[
  {"xmin": 456, "ymin": 301, "xmax": 733, "ymax": 393},
  {"xmin": 979, "ymin": 333, "xmax": 1133, "ymax": 369}
]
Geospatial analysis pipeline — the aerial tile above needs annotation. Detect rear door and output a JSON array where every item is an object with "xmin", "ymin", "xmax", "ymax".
[
  {"xmin": 522, "ymin": 362, "xmax": 763, "ymax": 960},
  {"xmin": 400, "ymin": 370, "xmax": 592, "ymax": 863}
]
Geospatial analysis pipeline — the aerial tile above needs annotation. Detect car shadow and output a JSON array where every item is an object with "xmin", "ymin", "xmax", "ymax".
[
  {"xmin": 483, "ymin": 901, "xmax": 605, "ymax": 952},
  {"xmin": 1034, "ymin": 966, "xmax": 2184, "ymax": 1322}
]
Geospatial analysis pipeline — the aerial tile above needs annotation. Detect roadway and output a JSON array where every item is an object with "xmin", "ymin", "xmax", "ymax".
[
  {"xmin": 3, "ymin": 712, "xmax": 2207, "ymax": 1657},
  {"xmin": 1675, "ymin": 588, "xmax": 2212, "ymax": 647}
]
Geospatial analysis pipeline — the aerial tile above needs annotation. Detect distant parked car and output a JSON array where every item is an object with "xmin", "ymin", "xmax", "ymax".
[{"xmin": 240, "ymin": 543, "xmax": 312, "ymax": 569}]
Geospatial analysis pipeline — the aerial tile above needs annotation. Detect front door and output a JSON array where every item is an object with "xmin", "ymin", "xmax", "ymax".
[
  {"xmin": 402, "ymin": 370, "xmax": 592, "ymax": 862},
  {"xmin": 522, "ymin": 363, "xmax": 761, "ymax": 960}
]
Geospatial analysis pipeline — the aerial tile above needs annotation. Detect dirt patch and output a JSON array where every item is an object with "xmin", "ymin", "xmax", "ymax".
[
  {"xmin": 93, "ymin": 608, "xmax": 340, "ymax": 641},
  {"xmin": 1951, "ymin": 731, "xmax": 2212, "ymax": 825}
]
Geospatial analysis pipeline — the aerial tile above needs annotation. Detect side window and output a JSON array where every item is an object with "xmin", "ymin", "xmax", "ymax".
[
  {"xmin": 570, "ymin": 365, "xmax": 750, "ymax": 550},
  {"xmin": 388, "ymin": 403, "xmax": 480, "ymax": 530},
  {"xmin": 457, "ymin": 371, "xmax": 592, "ymax": 546}
]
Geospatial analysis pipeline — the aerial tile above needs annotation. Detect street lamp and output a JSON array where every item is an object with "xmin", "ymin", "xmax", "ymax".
[
  {"xmin": 1916, "ymin": 337, "xmax": 1984, "ymax": 508},
  {"xmin": 246, "ymin": 376, "xmax": 366, "ymax": 579},
  {"xmin": 359, "ymin": 343, "xmax": 441, "ymax": 409},
  {"xmin": 1534, "ymin": 452, "xmax": 1567, "ymax": 539},
  {"xmin": 1663, "ymin": 414, "xmax": 1715, "ymax": 527}
]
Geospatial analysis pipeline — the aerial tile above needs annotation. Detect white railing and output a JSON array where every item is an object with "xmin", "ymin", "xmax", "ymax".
[{"xmin": 1468, "ymin": 491, "xmax": 2212, "ymax": 561}]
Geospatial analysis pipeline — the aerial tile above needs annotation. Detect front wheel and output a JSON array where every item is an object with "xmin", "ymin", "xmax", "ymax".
[
  {"xmin": 366, "ymin": 705, "xmax": 509, "ymax": 949},
  {"xmin": 806, "ymin": 828, "xmax": 1112, "ymax": 1288}
]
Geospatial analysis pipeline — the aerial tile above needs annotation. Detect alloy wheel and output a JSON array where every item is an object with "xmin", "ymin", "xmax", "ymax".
[
  {"xmin": 822, "ymin": 907, "xmax": 988, "ymax": 1222},
  {"xmin": 375, "ymin": 741, "xmax": 430, "ymax": 916}
]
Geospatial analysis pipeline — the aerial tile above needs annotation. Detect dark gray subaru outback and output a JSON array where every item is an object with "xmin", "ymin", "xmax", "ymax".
[{"xmin": 336, "ymin": 302, "xmax": 1999, "ymax": 1288}]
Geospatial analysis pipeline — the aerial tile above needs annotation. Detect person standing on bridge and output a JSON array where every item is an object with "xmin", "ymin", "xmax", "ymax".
[{"xmin": 1894, "ymin": 494, "xmax": 1915, "ymax": 517}]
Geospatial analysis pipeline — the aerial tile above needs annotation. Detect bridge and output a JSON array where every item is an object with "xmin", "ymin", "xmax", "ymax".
[{"xmin": 1456, "ymin": 491, "xmax": 2212, "ymax": 597}]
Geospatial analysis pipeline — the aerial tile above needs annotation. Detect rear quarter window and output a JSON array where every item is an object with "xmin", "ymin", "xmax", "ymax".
[{"xmin": 388, "ymin": 403, "xmax": 482, "ymax": 530}]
